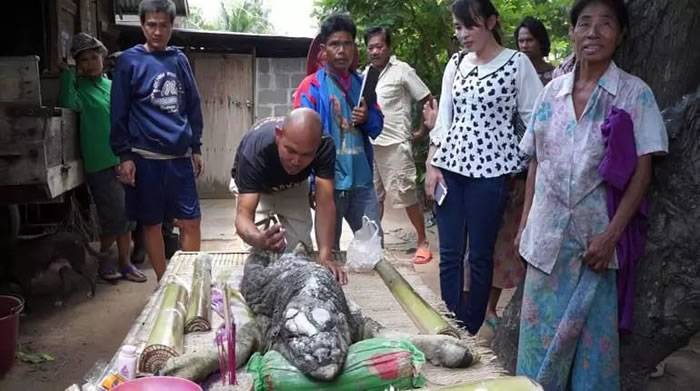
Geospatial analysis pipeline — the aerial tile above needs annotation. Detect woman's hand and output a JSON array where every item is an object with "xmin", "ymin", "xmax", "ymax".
[
  {"xmin": 424, "ymin": 164, "xmax": 444, "ymax": 202},
  {"xmin": 583, "ymin": 231, "xmax": 618, "ymax": 272}
]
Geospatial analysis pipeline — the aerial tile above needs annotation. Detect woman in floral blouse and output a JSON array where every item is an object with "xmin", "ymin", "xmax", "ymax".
[{"xmin": 515, "ymin": 0, "xmax": 668, "ymax": 389}]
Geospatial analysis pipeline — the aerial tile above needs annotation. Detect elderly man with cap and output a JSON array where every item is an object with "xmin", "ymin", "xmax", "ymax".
[
  {"xmin": 232, "ymin": 108, "xmax": 346, "ymax": 284},
  {"xmin": 58, "ymin": 33, "xmax": 147, "ymax": 283}
]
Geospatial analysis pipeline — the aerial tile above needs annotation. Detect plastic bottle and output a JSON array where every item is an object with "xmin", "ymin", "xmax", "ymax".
[{"xmin": 114, "ymin": 345, "xmax": 138, "ymax": 380}]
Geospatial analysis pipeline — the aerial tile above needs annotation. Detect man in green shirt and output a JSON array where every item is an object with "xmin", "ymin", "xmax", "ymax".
[{"xmin": 59, "ymin": 33, "xmax": 147, "ymax": 283}]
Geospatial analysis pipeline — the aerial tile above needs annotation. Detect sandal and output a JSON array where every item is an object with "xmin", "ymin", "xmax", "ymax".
[
  {"xmin": 98, "ymin": 264, "xmax": 122, "ymax": 283},
  {"xmin": 484, "ymin": 316, "xmax": 499, "ymax": 330},
  {"xmin": 477, "ymin": 316, "xmax": 499, "ymax": 345},
  {"xmin": 413, "ymin": 245, "xmax": 433, "ymax": 265},
  {"xmin": 121, "ymin": 264, "xmax": 147, "ymax": 283}
]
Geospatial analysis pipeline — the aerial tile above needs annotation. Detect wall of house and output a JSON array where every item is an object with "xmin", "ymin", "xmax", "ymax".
[{"xmin": 255, "ymin": 57, "xmax": 307, "ymax": 120}]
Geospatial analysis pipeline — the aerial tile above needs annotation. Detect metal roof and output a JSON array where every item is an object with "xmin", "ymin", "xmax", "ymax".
[
  {"xmin": 115, "ymin": 0, "xmax": 189, "ymax": 17},
  {"xmin": 115, "ymin": 25, "xmax": 312, "ymax": 58}
]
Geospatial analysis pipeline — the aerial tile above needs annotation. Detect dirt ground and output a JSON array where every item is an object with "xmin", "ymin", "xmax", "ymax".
[{"xmin": 0, "ymin": 198, "xmax": 510, "ymax": 390}]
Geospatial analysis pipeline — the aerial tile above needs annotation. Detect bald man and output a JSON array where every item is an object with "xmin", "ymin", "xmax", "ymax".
[{"xmin": 232, "ymin": 108, "xmax": 345, "ymax": 283}]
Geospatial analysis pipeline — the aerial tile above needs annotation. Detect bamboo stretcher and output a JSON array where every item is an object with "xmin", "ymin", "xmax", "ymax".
[{"xmin": 105, "ymin": 251, "xmax": 508, "ymax": 390}]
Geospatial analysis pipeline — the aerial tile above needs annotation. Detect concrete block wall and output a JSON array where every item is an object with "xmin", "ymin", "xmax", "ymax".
[{"xmin": 255, "ymin": 57, "xmax": 307, "ymax": 120}]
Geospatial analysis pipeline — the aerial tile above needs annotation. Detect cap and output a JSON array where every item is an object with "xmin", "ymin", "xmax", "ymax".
[{"xmin": 70, "ymin": 32, "xmax": 107, "ymax": 59}]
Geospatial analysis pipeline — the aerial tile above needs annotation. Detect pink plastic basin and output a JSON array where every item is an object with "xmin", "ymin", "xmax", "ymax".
[
  {"xmin": 0, "ymin": 295, "xmax": 24, "ymax": 377},
  {"xmin": 112, "ymin": 376, "xmax": 203, "ymax": 391}
]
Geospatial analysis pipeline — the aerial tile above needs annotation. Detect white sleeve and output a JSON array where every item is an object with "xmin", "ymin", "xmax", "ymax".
[
  {"xmin": 515, "ymin": 53, "xmax": 543, "ymax": 127},
  {"xmin": 430, "ymin": 54, "xmax": 459, "ymax": 147}
]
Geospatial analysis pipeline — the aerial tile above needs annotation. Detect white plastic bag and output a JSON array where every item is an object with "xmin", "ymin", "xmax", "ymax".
[{"xmin": 346, "ymin": 216, "xmax": 382, "ymax": 272}]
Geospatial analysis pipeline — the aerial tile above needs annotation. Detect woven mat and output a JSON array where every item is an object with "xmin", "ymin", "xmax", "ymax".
[{"xmin": 108, "ymin": 251, "xmax": 506, "ymax": 390}]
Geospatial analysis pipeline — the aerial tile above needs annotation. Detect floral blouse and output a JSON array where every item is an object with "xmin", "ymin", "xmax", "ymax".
[{"xmin": 519, "ymin": 62, "xmax": 668, "ymax": 274}]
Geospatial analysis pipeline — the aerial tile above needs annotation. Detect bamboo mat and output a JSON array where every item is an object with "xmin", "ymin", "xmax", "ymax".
[{"xmin": 107, "ymin": 251, "xmax": 506, "ymax": 390}]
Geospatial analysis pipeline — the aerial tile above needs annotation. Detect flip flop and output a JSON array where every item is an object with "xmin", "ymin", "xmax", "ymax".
[
  {"xmin": 121, "ymin": 264, "xmax": 147, "ymax": 283},
  {"xmin": 484, "ymin": 316, "xmax": 499, "ymax": 331},
  {"xmin": 477, "ymin": 316, "xmax": 499, "ymax": 345},
  {"xmin": 98, "ymin": 264, "xmax": 122, "ymax": 283},
  {"xmin": 413, "ymin": 245, "xmax": 433, "ymax": 265}
]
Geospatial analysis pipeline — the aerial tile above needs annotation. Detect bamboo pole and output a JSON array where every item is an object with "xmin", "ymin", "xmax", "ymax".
[
  {"xmin": 185, "ymin": 254, "xmax": 213, "ymax": 333},
  {"xmin": 436, "ymin": 376, "xmax": 543, "ymax": 390},
  {"xmin": 226, "ymin": 286, "xmax": 254, "ymax": 329},
  {"xmin": 139, "ymin": 281, "xmax": 188, "ymax": 374},
  {"xmin": 374, "ymin": 259, "xmax": 460, "ymax": 338}
]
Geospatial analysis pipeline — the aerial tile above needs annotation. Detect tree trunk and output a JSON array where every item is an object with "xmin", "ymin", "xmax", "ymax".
[
  {"xmin": 616, "ymin": 0, "xmax": 700, "ymax": 109},
  {"xmin": 493, "ymin": 1, "xmax": 700, "ymax": 390}
]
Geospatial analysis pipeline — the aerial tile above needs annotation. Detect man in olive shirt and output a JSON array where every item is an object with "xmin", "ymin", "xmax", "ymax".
[
  {"xmin": 232, "ymin": 108, "xmax": 345, "ymax": 283},
  {"xmin": 365, "ymin": 27, "xmax": 434, "ymax": 264}
]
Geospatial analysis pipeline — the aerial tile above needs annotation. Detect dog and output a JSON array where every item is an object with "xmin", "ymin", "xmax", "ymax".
[{"xmin": 2, "ymin": 231, "xmax": 97, "ymax": 311}]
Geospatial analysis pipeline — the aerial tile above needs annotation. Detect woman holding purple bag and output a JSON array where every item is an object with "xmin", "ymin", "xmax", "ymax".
[{"xmin": 515, "ymin": 0, "xmax": 668, "ymax": 388}]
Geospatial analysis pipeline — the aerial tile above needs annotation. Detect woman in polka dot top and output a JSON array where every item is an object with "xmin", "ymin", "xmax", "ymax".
[{"xmin": 423, "ymin": 0, "xmax": 542, "ymax": 335}]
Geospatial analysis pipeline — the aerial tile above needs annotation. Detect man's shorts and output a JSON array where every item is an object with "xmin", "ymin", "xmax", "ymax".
[
  {"xmin": 373, "ymin": 141, "xmax": 419, "ymax": 209},
  {"xmin": 253, "ymin": 181, "xmax": 313, "ymax": 250},
  {"xmin": 125, "ymin": 156, "xmax": 201, "ymax": 226},
  {"xmin": 86, "ymin": 167, "xmax": 132, "ymax": 236}
]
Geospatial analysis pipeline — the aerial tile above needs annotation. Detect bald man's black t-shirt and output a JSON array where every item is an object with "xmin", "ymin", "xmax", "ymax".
[{"xmin": 232, "ymin": 117, "xmax": 335, "ymax": 194}]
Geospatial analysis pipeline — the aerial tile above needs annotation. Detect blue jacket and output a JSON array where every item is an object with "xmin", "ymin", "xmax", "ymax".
[
  {"xmin": 110, "ymin": 45, "xmax": 203, "ymax": 160},
  {"xmin": 294, "ymin": 67, "xmax": 383, "ymax": 190}
]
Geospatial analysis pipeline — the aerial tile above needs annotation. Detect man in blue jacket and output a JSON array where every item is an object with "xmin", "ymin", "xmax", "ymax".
[
  {"xmin": 111, "ymin": 0, "xmax": 203, "ymax": 280},
  {"xmin": 293, "ymin": 14, "xmax": 384, "ymax": 248}
]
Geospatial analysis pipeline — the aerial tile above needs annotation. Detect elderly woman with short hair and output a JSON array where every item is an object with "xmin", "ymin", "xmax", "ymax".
[{"xmin": 515, "ymin": 0, "xmax": 668, "ymax": 389}]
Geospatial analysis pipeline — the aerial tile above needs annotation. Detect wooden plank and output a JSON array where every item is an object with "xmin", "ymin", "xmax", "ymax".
[
  {"xmin": 0, "ymin": 141, "xmax": 47, "ymax": 186},
  {"xmin": 191, "ymin": 53, "xmax": 254, "ymax": 198},
  {"xmin": 0, "ymin": 105, "xmax": 83, "ymax": 197},
  {"xmin": 45, "ymin": 109, "xmax": 79, "ymax": 167},
  {"xmin": 98, "ymin": 0, "xmax": 115, "ymax": 33},
  {"xmin": 48, "ymin": 0, "xmax": 79, "ymax": 71},
  {"xmin": 57, "ymin": 0, "xmax": 78, "ymax": 61},
  {"xmin": 0, "ymin": 106, "xmax": 48, "ymax": 145},
  {"xmin": 80, "ymin": 0, "xmax": 97, "ymax": 35},
  {"xmin": 0, "ymin": 185, "xmax": 56, "ymax": 203},
  {"xmin": 0, "ymin": 57, "xmax": 42, "ymax": 105},
  {"xmin": 60, "ymin": 109, "xmax": 80, "ymax": 163}
]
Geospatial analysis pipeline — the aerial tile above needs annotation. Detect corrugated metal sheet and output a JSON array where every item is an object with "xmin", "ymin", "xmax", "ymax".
[{"xmin": 115, "ymin": 0, "xmax": 189, "ymax": 16}]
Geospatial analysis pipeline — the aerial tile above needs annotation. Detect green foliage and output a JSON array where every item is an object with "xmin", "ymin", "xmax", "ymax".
[
  {"xmin": 313, "ymin": 1, "xmax": 455, "ymax": 185},
  {"xmin": 182, "ymin": 5, "xmax": 219, "ymax": 30},
  {"xmin": 220, "ymin": 0, "xmax": 272, "ymax": 34},
  {"xmin": 314, "ymin": 0, "xmax": 454, "ymax": 95},
  {"xmin": 496, "ymin": 0, "xmax": 571, "ymax": 61},
  {"xmin": 183, "ymin": 0, "xmax": 272, "ymax": 34},
  {"xmin": 314, "ymin": 0, "xmax": 572, "ymax": 92}
]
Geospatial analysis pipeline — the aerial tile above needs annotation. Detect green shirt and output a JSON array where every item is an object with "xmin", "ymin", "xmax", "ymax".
[{"xmin": 58, "ymin": 69, "xmax": 119, "ymax": 173}]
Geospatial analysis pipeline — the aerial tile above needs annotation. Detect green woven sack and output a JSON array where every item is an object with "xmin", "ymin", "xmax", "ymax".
[{"xmin": 246, "ymin": 337, "xmax": 427, "ymax": 391}]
